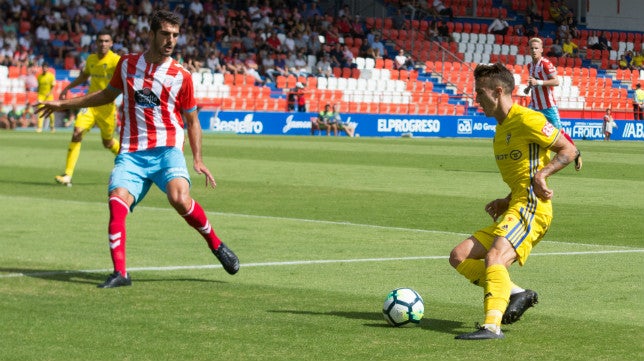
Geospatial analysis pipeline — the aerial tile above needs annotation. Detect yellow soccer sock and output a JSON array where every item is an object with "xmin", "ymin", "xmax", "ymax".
[
  {"xmin": 64, "ymin": 141, "xmax": 82, "ymax": 177},
  {"xmin": 37, "ymin": 117, "xmax": 44, "ymax": 130},
  {"xmin": 483, "ymin": 264, "xmax": 512, "ymax": 329},
  {"xmin": 456, "ymin": 259, "xmax": 486, "ymax": 288},
  {"xmin": 108, "ymin": 138, "xmax": 120, "ymax": 155}
]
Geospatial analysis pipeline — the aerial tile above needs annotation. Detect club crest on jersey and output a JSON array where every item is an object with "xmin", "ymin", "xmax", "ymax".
[
  {"xmin": 541, "ymin": 122, "xmax": 555, "ymax": 137},
  {"xmin": 134, "ymin": 88, "xmax": 160, "ymax": 108},
  {"xmin": 505, "ymin": 132, "xmax": 511, "ymax": 144}
]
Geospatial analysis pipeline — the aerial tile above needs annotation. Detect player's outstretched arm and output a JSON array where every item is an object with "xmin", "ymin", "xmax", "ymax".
[
  {"xmin": 532, "ymin": 135, "xmax": 577, "ymax": 200},
  {"xmin": 36, "ymin": 87, "xmax": 120, "ymax": 119},
  {"xmin": 184, "ymin": 109, "xmax": 216, "ymax": 188}
]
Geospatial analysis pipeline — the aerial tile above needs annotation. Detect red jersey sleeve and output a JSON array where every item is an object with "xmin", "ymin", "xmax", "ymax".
[
  {"xmin": 177, "ymin": 69, "xmax": 197, "ymax": 112},
  {"xmin": 109, "ymin": 56, "xmax": 126, "ymax": 91}
]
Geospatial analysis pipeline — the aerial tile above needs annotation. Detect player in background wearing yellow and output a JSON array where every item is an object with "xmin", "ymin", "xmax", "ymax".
[
  {"xmin": 450, "ymin": 63, "xmax": 578, "ymax": 340},
  {"xmin": 55, "ymin": 30, "xmax": 121, "ymax": 186},
  {"xmin": 36, "ymin": 62, "xmax": 56, "ymax": 132}
]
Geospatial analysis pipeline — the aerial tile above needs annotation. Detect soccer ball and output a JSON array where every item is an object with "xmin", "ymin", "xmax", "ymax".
[{"xmin": 382, "ymin": 288, "xmax": 424, "ymax": 327}]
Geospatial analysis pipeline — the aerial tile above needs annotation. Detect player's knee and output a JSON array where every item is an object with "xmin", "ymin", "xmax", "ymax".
[{"xmin": 449, "ymin": 248, "xmax": 464, "ymax": 269}]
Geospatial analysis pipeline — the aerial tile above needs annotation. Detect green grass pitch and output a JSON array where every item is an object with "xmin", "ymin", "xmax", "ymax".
[{"xmin": 1, "ymin": 131, "xmax": 643, "ymax": 360}]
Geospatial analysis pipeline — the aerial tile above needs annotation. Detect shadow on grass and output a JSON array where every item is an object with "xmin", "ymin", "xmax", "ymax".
[
  {"xmin": 268, "ymin": 309, "xmax": 464, "ymax": 335},
  {"xmin": 0, "ymin": 268, "xmax": 223, "ymax": 286}
]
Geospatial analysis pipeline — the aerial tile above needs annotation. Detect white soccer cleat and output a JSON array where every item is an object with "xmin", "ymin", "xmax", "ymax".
[{"xmin": 55, "ymin": 174, "xmax": 72, "ymax": 187}]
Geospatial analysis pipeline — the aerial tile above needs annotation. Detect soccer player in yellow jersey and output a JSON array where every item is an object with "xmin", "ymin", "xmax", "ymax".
[
  {"xmin": 54, "ymin": 30, "xmax": 121, "ymax": 186},
  {"xmin": 450, "ymin": 63, "xmax": 578, "ymax": 340},
  {"xmin": 36, "ymin": 62, "xmax": 56, "ymax": 132}
]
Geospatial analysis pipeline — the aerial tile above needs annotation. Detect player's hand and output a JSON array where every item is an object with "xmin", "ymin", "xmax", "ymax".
[
  {"xmin": 485, "ymin": 198, "xmax": 509, "ymax": 221},
  {"xmin": 193, "ymin": 161, "xmax": 216, "ymax": 188},
  {"xmin": 532, "ymin": 173, "xmax": 553, "ymax": 200},
  {"xmin": 34, "ymin": 101, "xmax": 62, "ymax": 120}
]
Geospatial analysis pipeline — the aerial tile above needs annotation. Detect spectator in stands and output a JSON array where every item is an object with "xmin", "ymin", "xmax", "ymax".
[
  {"xmin": 370, "ymin": 33, "xmax": 386, "ymax": 59},
  {"xmin": 589, "ymin": 31, "xmax": 612, "ymax": 51},
  {"xmin": 618, "ymin": 54, "xmax": 632, "ymax": 70},
  {"xmin": 432, "ymin": 0, "xmax": 454, "ymax": 21},
  {"xmin": 520, "ymin": 15, "xmax": 538, "ymax": 38},
  {"xmin": 436, "ymin": 19, "xmax": 454, "ymax": 42},
  {"xmin": 394, "ymin": 49, "xmax": 411, "ymax": 70},
  {"xmin": 547, "ymin": 38, "xmax": 564, "ymax": 58},
  {"xmin": 561, "ymin": 35, "xmax": 579, "ymax": 58},
  {"xmin": 488, "ymin": 13, "xmax": 510, "ymax": 36},
  {"xmin": 350, "ymin": 15, "xmax": 365, "ymax": 38},
  {"xmin": 549, "ymin": 0, "xmax": 572, "ymax": 25},
  {"xmin": 633, "ymin": 84, "xmax": 644, "ymax": 120},
  {"xmin": 527, "ymin": 0, "xmax": 544, "ymax": 29},
  {"xmin": 631, "ymin": 50, "xmax": 644, "ymax": 70},
  {"xmin": 315, "ymin": 53, "xmax": 333, "ymax": 77},
  {"xmin": 261, "ymin": 50, "xmax": 286, "ymax": 83},
  {"xmin": 206, "ymin": 49, "xmax": 224, "ymax": 73},
  {"xmin": 341, "ymin": 44, "xmax": 354, "ymax": 68},
  {"xmin": 393, "ymin": 8, "xmax": 406, "ymax": 30}
]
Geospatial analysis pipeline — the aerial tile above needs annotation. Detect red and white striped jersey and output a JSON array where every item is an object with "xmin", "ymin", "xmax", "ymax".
[
  {"xmin": 527, "ymin": 57, "xmax": 558, "ymax": 110},
  {"xmin": 109, "ymin": 53, "xmax": 197, "ymax": 153}
]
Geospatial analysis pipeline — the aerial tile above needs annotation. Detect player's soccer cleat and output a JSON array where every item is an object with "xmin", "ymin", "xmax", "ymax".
[
  {"xmin": 574, "ymin": 151, "xmax": 583, "ymax": 171},
  {"xmin": 455, "ymin": 324, "xmax": 505, "ymax": 340},
  {"xmin": 212, "ymin": 242, "xmax": 240, "ymax": 275},
  {"xmin": 55, "ymin": 174, "xmax": 72, "ymax": 187},
  {"xmin": 97, "ymin": 272, "xmax": 132, "ymax": 288},
  {"xmin": 502, "ymin": 289, "xmax": 539, "ymax": 324}
]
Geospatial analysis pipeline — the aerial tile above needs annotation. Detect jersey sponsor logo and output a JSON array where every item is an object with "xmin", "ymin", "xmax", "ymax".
[
  {"xmin": 134, "ymin": 88, "xmax": 160, "ymax": 108},
  {"xmin": 495, "ymin": 149, "xmax": 522, "ymax": 161},
  {"xmin": 541, "ymin": 122, "xmax": 555, "ymax": 137}
]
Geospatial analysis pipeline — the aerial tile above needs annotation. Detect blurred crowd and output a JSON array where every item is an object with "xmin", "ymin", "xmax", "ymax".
[{"xmin": 0, "ymin": 0, "xmax": 395, "ymax": 84}]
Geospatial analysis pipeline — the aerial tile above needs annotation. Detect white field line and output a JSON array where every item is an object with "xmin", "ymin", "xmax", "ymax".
[
  {"xmin": 2, "ymin": 196, "xmax": 643, "ymax": 279},
  {"xmin": 2, "ymin": 249, "xmax": 644, "ymax": 279}
]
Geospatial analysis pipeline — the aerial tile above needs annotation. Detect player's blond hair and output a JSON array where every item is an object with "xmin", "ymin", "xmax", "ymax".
[{"xmin": 529, "ymin": 37, "xmax": 543, "ymax": 46}]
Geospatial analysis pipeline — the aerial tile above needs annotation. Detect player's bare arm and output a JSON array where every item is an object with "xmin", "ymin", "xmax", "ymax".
[
  {"xmin": 36, "ymin": 87, "xmax": 121, "ymax": 119},
  {"xmin": 184, "ymin": 109, "xmax": 216, "ymax": 188},
  {"xmin": 532, "ymin": 135, "xmax": 578, "ymax": 200},
  {"xmin": 59, "ymin": 71, "xmax": 90, "ymax": 100}
]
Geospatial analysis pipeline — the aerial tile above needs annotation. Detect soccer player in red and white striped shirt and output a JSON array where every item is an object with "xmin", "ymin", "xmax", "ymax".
[
  {"xmin": 36, "ymin": 10, "xmax": 240, "ymax": 288},
  {"xmin": 525, "ymin": 37, "xmax": 582, "ymax": 171}
]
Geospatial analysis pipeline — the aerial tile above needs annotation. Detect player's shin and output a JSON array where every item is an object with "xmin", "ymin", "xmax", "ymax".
[
  {"xmin": 181, "ymin": 199, "xmax": 222, "ymax": 251},
  {"xmin": 483, "ymin": 264, "xmax": 511, "ymax": 332},
  {"xmin": 108, "ymin": 196, "xmax": 129, "ymax": 275}
]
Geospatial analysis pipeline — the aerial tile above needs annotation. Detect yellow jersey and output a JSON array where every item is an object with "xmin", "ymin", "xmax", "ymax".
[
  {"xmin": 84, "ymin": 50, "xmax": 120, "ymax": 93},
  {"xmin": 37, "ymin": 71, "xmax": 55, "ymax": 98},
  {"xmin": 493, "ymin": 104, "xmax": 560, "ymax": 205}
]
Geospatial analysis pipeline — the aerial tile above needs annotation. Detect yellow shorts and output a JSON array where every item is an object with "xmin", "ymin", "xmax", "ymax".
[
  {"xmin": 473, "ymin": 201, "xmax": 552, "ymax": 266},
  {"xmin": 75, "ymin": 104, "xmax": 117, "ymax": 141}
]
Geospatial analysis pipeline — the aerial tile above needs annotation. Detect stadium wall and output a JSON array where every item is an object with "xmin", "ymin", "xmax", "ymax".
[{"xmin": 198, "ymin": 110, "xmax": 644, "ymax": 141}]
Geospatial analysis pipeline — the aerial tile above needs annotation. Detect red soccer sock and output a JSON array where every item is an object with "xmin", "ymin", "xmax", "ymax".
[
  {"xmin": 561, "ymin": 129, "xmax": 576, "ymax": 146},
  {"xmin": 182, "ymin": 200, "xmax": 222, "ymax": 251},
  {"xmin": 108, "ymin": 196, "xmax": 129, "ymax": 275}
]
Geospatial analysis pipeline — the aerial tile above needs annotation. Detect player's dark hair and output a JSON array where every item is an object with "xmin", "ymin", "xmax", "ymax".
[
  {"xmin": 96, "ymin": 29, "xmax": 113, "ymax": 39},
  {"xmin": 150, "ymin": 10, "xmax": 181, "ymax": 33},
  {"xmin": 474, "ymin": 63, "xmax": 515, "ymax": 94}
]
